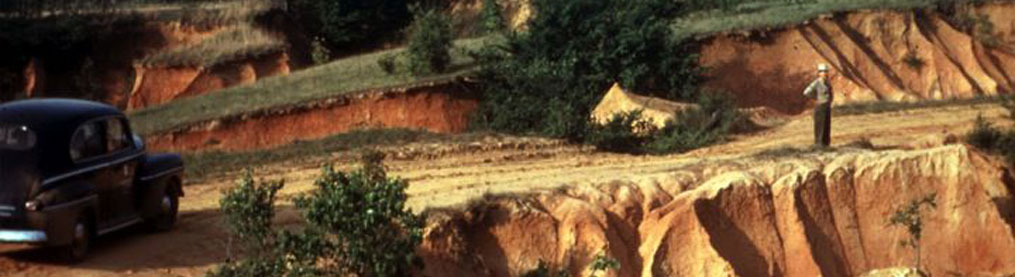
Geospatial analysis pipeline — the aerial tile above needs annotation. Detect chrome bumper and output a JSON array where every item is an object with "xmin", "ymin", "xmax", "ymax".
[{"xmin": 0, "ymin": 229, "xmax": 47, "ymax": 243}]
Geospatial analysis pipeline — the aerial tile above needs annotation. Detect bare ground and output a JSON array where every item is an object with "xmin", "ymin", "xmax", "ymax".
[{"xmin": 0, "ymin": 102, "xmax": 1009, "ymax": 276}]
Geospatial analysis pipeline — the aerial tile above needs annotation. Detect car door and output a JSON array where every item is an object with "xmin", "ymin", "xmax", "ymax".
[
  {"xmin": 103, "ymin": 117, "xmax": 139, "ymax": 221},
  {"xmin": 69, "ymin": 120, "xmax": 117, "ymax": 225}
]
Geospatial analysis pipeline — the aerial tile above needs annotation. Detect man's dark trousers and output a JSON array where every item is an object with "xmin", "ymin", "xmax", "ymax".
[{"xmin": 814, "ymin": 102, "xmax": 831, "ymax": 147}]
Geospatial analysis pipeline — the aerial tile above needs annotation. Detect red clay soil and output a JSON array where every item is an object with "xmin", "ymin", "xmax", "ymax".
[
  {"xmin": 145, "ymin": 82, "xmax": 478, "ymax": 152},
  {"xmin": 419, "ymin": 145, "xmax": 1015, "ymax": 277},
  {"xmin": 127, "ymin": 52, "xmax": 290, "ymax": 109},
  {"xmin": 700, "ymin": 3, "xmax": 1015, "ymax": 114}
]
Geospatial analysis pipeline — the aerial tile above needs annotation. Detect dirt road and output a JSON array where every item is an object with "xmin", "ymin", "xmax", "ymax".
[{"xmin": 0, "ymin": 102, "xmax": 1009, "ymax": 276}]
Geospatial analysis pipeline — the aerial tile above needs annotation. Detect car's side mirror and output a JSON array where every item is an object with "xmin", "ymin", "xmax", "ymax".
[{"xmin": 132, "ymin": 134, "xmax": 145, "ymax": 150}]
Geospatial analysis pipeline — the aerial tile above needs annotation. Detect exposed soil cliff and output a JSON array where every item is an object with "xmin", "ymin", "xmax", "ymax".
[
  {"xmin": 145, "ymin": 81, "xmax": 478, "ymax": 152},
  {"xmin": 701, "ymin": 3, "xmax": 1015, "ymax": 114},
  {"xmin": 127, "ymin": 52, "xmax": 289, "ymax": 109},
  {"xmin": 420, "ymin": 145, "xmax": 1015, "ymax": 277}
]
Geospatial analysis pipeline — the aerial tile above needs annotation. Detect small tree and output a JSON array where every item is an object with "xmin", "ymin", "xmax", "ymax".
[
  {"xmin": 406, "ymin": 6, "xmax": 453, "ymax": 76},
  {"xmin": 888, "ymin": 193, "xmax": 937, "ymax": 272}
]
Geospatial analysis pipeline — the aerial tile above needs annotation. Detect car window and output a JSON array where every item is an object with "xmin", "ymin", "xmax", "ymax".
[
  {"xmin": 69, "ymin": 122, "xmax": 107, "ymax": 162},
  {"xmin": 106, "ymin": 118, "xmax": 129, "ymax": 152}
]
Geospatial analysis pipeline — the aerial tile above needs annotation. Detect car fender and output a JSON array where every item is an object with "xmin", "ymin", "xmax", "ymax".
[{"xmin": 136, "ymin": 154, "xmax": 184, "ymax": 218}]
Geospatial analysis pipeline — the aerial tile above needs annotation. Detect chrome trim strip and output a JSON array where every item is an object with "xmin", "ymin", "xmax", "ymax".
[
  {"xmin": 42, "ymin": 195, "xmax": 97, "ymax": 212},
  {"xmin": 42, "ymin": 152, "xmax": 144, "ymax": 186},
  {"xmin": 0, "ymin": 205, "xmax": 15, "ymax": 211},
  {"xmin": 0, "ymin": 230, "xmax": 47, "ymax": 242},
  {"xmin": 140, "ymin": 166, "xmax": 184, "ymax": 182},
  {"xmin": 97, "ymin": 217, "xmax": 142, "ymax": 236}
]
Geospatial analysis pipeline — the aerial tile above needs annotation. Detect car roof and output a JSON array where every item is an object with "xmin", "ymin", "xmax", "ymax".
[{"xmin": 0, "ymin": 99, "xmax": 123, "ymax": 133}]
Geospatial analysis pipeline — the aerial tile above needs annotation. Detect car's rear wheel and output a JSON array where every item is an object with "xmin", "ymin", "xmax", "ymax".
[
  {"xmin": 59, "ymin": 216, "xmax": 92, "ymax": 263},
  {"xmin": 149, "ymin": 182, "xmax": 179, "ymax": 232}
]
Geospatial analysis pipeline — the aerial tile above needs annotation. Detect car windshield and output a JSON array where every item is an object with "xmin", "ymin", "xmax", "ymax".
[{"xmin": 0, "ymin": 125, "xmax": 36, "ymax": 151}]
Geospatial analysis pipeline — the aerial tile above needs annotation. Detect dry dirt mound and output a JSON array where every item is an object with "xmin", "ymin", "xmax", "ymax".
[
  {"xmin": 419, "ymin": 145, "xmax": 1015, "ymax": 277},
  {"xmin": 591, "ymin": 83, "xmax": 695, "ymax": 128},
  {"xmin": 701, "ymin": 3, "xmax": 1015, "ymax": 114}
]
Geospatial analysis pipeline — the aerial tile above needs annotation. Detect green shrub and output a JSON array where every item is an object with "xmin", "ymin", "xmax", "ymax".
[
  {"xmin": 218, "ymin": 172, "xmax": 283, "ymax": 251},
  {"xmin": 586, "ymin": 110, "xmax": 654, "ymax": 154},
  {"xmin": 286, "ymin": 0, "xmax": 413, "ymax": 51},
  {"xmin": 471, "ymin": 0, "xmax": 702, "ymax": 141},
  {"xmin": 295, "ymin": 152, "xmax": 424, "ymax": 276},
  {"xmin": 407, "ymin": 6, "xmax": 454, "ymax": 76},
  {"xmin": 903, "ymin": 52, "xmax": 925, "ymax": 70},
  {"xmin": 967, "ymin": 114, "xmax": 1003, "ymax": 150},
  {"xmin": 480, "ymin": 0, "xmax": 505, "ymax": 34},
  {"xmin": 209, "ymin": 152, "xmax": 424, "ymax": 277},
  {"xmin": 589, "ymin": 251, "xmax": 621, "ymax": 276},
  {"xmin": 522, "ymin": 261, "xmax": 571, "ymax": 277},
  {"xmin": 377, "ymin": 53, "xmax": 399, "ymax": 75},
  {"xmin": 310, "ymin": 37, "xmax": 332, "ymax": 65}
]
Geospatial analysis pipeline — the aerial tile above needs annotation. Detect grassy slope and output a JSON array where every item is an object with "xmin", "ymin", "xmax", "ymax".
[
  {"xmin": 130, "ymin": 36, "xmax": 493, "ymax": 135},
  {"xmin": 131, "ymin": 0, "xmax": 973, "ymax": 135}
]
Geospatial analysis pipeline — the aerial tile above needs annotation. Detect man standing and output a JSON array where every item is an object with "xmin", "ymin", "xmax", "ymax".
[{"xmin": 803, "ymin": 63, "xmax": 833, "ymax": 147}]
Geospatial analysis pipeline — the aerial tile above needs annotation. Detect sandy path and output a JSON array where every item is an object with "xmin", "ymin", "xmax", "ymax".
[{"xmin": 0, "ymin": 103, "xmax": 1008, "ymax": 276}]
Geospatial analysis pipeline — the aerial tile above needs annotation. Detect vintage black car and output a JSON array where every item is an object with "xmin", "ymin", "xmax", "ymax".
[{"xmin": 0, "ymin": 99, "xmax": 183, "ymax": 261}]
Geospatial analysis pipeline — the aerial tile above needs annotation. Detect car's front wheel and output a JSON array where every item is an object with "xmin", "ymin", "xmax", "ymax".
[
  {"xmin": 58, "ymin": 215, "xmax": 92, "ymax": 263},
  {"xmin": 148, "ymin": 182, "xmax": 179, "ymax": 232}
]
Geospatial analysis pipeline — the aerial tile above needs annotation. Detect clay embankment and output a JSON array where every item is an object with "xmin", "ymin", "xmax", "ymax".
[
  {"xmin": 15, "ymin": 22, "xmax": 289, "ymax": 109},
  {"xmin": 420, "ymin": 145, "xmax": 1015, "ymax": 277},
  {"xmin": 701, "ymin": 3, "xmax": 1015, "ymax": 114},
  {"xmin": 127, "ymin": 52, "xmax": 289, "ymax": 109},
  {"xmin": 145, "ymin": 81, "xmax": 479, "ymax": 152}
]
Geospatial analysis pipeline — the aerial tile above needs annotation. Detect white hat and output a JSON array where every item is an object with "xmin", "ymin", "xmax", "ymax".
[{"xmin": 817, "ymin": 63, "xmax": 830, "ymax": 72}]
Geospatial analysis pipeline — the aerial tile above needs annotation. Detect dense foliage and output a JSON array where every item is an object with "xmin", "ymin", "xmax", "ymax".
[
  {"xmin": 406, "ymin": 6, "xmax": 454, "ymax": 76},
  {"xmin": 966, "ymin": 96, "xmax": 1015, "ymax": 165},
  {"xmin": 470, "ymin": 0, "xmax": 705, "ymax": 141},
  {"xmin": 285, "ymin": 0, "xmax": 414, "ymax": 52},
  {"xmin": 209, "ymin": 152, "xmax": 424, "ymax": 277}
]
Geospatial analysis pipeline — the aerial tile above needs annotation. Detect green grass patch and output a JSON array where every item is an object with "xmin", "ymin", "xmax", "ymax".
[
  {"xmin": 140, "ymin": 24, "xmax": 285, "ymax": 67},
  {"xmin": 130, "ymin": 36, "xmax": 495, "ymax": 136},
  {"xmin": 672, "ymin": 0, "xmax": 955, "ymax": 40},
  {"xmin": 834, "ymin": 95, "xmax": 1009, "ymax": 116},
  {"xmin": 183, "ymin": 128, "xmax": 456, "ymax": 183}
]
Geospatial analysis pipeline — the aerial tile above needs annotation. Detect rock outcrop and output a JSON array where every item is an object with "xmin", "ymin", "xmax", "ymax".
[
  {"xmin": 700, "ymin": 3, "xmax": 1015, "ymax": 114},
  {"xmin": 419, "ymin": 145, "xmax": 1015, "ymax": 276}
]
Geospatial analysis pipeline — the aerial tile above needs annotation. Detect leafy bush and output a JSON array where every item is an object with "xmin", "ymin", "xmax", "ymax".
[
  {"xmin": 406, "ymin": 6, "xmax": 454, "ymax": 76},
  {"xmin": 479, "ymin": 0, "xmax": 505, "ymax": 34},
  {"xmin": 285, "ymin": 0, "xmax": 413, "ymax": 52},
  {"xmin": 966, "ymin": 107, "xmax": 1015, "ymax": 165},
  {"xmin": 219, "ymin": 172, "xmax": 283, "ymax": 251},
  {"xmin": 902, "ymin": 52, "xmax": 925, "ymax": 70},
  {"xmin": 377, "ymin": 53, "xmax": 399, "ymax": 75},
  {"xmin": 209, "ymin": 152, "xmax": 424, "ymax": 277},
  {"xmin": 967, "ymin": 114, "xmax": 1003, "ymax": 150},
  {"xmin": 295, "ymin": 152, "xmax": 424, "ymax": 276},
  {"xmin": 470, "ymin": 0, "xmax": 703, "ymax": 141},
  {"xmin": 588, "ymin": 91, "xmax": 743, "ymax": 154},
  {"xmin": 586, "ymin": 110, "xmax": 654, "ymax": 154}
]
